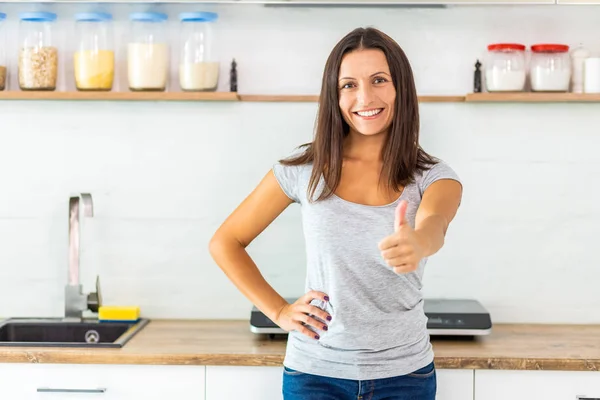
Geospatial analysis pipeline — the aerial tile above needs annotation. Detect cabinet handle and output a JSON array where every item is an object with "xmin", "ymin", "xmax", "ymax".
[
  {"xmin": 37, "ymin": 388, "xmax": 106, "ymax": 393},
  {"xmin": 576, "ymin": 396, "xmax": 600, "ymax": 400}
]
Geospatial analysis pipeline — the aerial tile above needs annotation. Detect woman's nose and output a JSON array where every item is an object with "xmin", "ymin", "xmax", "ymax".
[{"xmin": 356, "ymin": 83, "xmax": 375, "ymax": 107}]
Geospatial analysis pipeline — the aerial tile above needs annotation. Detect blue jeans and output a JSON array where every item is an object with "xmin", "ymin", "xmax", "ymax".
[{"xmin": 282, "ymin": 361, "xmax": 436, "ymax": 400}]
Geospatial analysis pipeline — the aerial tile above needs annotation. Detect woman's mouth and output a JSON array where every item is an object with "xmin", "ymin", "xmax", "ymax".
[{"xmin": 353, "ymin": 108, "xmax": 384, "ymax": 119}]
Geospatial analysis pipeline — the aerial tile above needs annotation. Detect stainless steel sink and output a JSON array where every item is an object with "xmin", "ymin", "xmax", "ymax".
[{"xmin": 0, "ymin": 318, "xmax": 150, "ymax": 348}]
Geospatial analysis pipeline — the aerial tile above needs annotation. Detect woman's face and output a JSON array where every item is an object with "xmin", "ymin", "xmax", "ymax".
[{"xmin": 338, "ymin": 48, "xmax": 396, "ymax": 137}]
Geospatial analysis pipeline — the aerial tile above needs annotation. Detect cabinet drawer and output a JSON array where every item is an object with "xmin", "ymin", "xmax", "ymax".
[
  {"xmin": 475, "ymin": 370, "xmax": 600, "ymax": 400},
  {"xmin": 0, "ymin": 363, "xmax": 205, "ymax": 400}
]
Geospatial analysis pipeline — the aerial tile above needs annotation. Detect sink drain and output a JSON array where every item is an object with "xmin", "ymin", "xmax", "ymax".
[{"xmin": 85, "ymin": 330, "xmax": 100, "ymax": 343}]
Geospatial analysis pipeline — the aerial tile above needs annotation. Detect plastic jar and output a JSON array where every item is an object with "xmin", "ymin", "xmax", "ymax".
[
  {"xmin": 530, "ymin": 44, "xmax": 571, "ymax": 92},
  {"xmin": 484, "ymin": 43, "xmax": 526, "ymax": 92},
  {"xmin": 0, "ymin": 12, "xmax": 6, "ymax": 91},
  {"xmin": 179, "ymin": 12, "xmax": 219, "ymax": 92},
  {"xmin": 127, "ymin": 12, "xmax": 169, "ymax": 91},
  {"xmin": 74, "ymin": 12, "xmax": 114, "ymax": 91},
  {"xmin": 18, "ymin": 12, "xmax": 58, "ymax": 91}
]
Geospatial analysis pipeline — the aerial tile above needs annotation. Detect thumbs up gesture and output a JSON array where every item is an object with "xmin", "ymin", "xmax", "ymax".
[{"xmin": 378, "ymin": 200, "xmax": 426, "ymax": 274}]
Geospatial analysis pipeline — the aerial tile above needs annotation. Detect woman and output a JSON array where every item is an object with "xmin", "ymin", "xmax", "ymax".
[{"xmin": 209, "ymin": 27, "xmax": 462, "ymax": 400}]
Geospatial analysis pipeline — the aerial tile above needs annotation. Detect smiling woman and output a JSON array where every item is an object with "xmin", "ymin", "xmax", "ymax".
[
  {"xmin": 209, "ymin": 26, "xmax": 463, "ymax": 400},
  {"xmin": 280, "ymin": 27, "xmax": 437, "ymax": 205}
]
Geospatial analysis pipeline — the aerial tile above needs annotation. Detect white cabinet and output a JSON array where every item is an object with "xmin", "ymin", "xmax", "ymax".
[
  {"xmin": 437, "ymin": 369, "xmax": 474, "ymax": 400},
  {"xmin": 206, "ymin": 366, "xmax": 283, "ymax": 400},
  {"xmin": 204, "ymin": 366, "xmax": 473, "ymax": 400},
  {"xmin": 0, "ymin": 363, "xmax": 205, "ymax": 400},
  {"xmin": 474, "ymin": 370, "xmax": 600, "ymax": 400},
  {"xmin": 23, "ymin": 363, "xmax": 600, "ymax": 400}
]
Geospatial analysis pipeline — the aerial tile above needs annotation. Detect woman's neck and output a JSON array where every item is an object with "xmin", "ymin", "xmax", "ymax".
[{"xmin": 343, "ymin": 130, "xmax": 387, "ymax": 162}]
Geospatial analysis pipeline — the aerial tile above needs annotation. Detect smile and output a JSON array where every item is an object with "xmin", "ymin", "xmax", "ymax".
[{"xmin": 354, "ymin": 108, "xmax": 383, "ymax": 118}]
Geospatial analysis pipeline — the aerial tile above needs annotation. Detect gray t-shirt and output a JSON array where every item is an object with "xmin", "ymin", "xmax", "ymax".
[{"xmin": 272, "ymin": 150, "xmax": 461, "ymax": 381}]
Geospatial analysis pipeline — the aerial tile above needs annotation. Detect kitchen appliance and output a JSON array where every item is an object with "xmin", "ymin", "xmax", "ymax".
[{"xmin": 250, "ymin": 298, "xmax": 492, "ymax": 337}]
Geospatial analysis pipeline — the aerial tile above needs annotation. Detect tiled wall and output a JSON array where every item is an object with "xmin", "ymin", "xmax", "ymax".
[{"xmin": 0, "ymin": 2, "xmax": 599, "ymax": 323}]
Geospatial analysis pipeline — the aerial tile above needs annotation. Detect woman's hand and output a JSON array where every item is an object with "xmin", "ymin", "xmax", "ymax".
[
  {"xmin": 378, "ymin": 200, "xmax": 428, "ymax": 274},
  {"xmin": 273, "ymin": 291, "xmax": 331, "ymax": 340}
]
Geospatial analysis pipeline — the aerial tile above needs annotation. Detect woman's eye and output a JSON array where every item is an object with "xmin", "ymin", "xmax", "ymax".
[
  {"xmin": 374, "ymin": 77, "xmax": 387, "ymax": 84},
  {"xmin": 340, "ymin": 83, "xmax": 354, "ymax": 89}
]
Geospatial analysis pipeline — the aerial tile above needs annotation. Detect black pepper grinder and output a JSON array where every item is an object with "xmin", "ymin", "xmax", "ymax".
[
  {"xmin": 230, "ymin": 59, "xmax": 238, "ymax": 92},
  {"xmin": 474, "ymin": 59, "xmax": 482, "ymax": 93}
]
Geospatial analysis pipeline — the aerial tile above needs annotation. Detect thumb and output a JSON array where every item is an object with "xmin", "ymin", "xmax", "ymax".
[{"xmin": 394, "ymin": 200, "xmax": 408, "ymax": 232}]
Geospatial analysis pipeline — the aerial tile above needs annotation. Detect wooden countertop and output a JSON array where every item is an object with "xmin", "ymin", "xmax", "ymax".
[{"xmin": 0, "ymin": 320, "xmax": 598, "ymax": 371}]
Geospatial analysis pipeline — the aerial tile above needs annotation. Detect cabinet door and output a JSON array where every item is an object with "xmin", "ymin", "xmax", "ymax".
[
  {"xmin": 437, "ymin": 369, "xmax": 474, "ymax": 400},
  {"xmin": 0, "ymin": 363, "xmax": 205, "ymax": 400},
  {"xmin": 206, "ymin": 366, "xmax": 283, "ymax": 400},
  {"xmin": 475, "ymin": 370, "xmax": 600, "ymax": 400}
]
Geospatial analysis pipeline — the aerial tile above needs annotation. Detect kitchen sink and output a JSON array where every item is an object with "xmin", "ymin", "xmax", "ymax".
[
  {"xmin": 0, "ymin": 318, "xmax": 150, "ymax": 348},
  {"xmin": 1, "ymin": 193, "xmax": 153, "ymax": 349}
]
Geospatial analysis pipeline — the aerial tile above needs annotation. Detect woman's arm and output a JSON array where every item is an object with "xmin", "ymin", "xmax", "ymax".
[
  {"xmin": 209, "ymin": 170, "xmax": 293, "ymax": 322},
  {"xmin": 414, "ymin": 179, "xmax": 463, "ymax": 257},
  {"xmin": 209, "ymin": 170, "xmax": 331, "ymax": 338}
]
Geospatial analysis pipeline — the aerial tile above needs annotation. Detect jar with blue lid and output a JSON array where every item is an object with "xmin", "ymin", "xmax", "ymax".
[
  {"xmin": 178, "ymin": 11, "xmax": 219, "ymax": 92},
  {"xmin": 74, "ymin": 12, "xmax": 114, "ymax": 91},
  {"xmin": 0, "ymin": 12, "xmax": 6, "ymax": 91},
  {"xmin": 18, "ymin": 11, "xmax": 58, "ymax": 91},
  {"xmin": 128, "ymin": 12, "xmax": 169, "ymax": 91}
]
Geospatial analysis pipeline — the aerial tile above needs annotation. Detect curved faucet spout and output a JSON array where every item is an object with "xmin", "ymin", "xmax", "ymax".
[
  {"xmin": 68, "ymin": 193, "xmax": 93, "ymax": 286},
  {"xmin": 66, "ymin": 193, "xmax": 97, "ymax": 320}
]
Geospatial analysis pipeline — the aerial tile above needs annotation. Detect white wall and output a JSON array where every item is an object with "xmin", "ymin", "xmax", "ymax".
[{"xmin": 0, "ymin": 2, "xmax": 599, "ymax": 324}]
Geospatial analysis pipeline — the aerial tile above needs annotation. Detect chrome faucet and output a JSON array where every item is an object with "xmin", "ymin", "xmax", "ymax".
[{"xmin": 65, "ymin": 193, "xmax": 102, "ymax": 320}]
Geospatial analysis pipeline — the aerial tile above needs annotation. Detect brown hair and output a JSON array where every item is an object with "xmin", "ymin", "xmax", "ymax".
[{"xmin": 280, "ymin": 27, "xmax": 437, "ymax": 202}]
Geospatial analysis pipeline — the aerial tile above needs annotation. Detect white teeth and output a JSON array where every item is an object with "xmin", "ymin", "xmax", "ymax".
[{"xmin": 356, "ymin": 109, "xmax": 382, "ymax": 117}]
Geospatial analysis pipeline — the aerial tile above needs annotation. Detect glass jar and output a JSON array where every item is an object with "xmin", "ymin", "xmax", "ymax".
[
  {"xmin": 74, "ymin": 12, "xmax": 114, "ymax": 91},
  {"xmin": 484, "ymin": 43, "xmax": 526, "ymax": 92},
  {"xmin": 18, "ymin": 12, "xmax": 58, "ymax": 91},
  {"xmin": 584, "ymin": 57, "xmax": 600, "ymax": 94},
  {"xmin": 530, "ymin": 44, "xmax": 571, "ymax": 92},
  {"xmin": 127, "ymin": 12, "xmax": 169, "ymax": 92},
  {"xmin": 0, "ymin": 12, "xmax": 6, "ymax": 91},
  {"xmin": 179, "ymin": 12, "xmax": 219, "ymax": 92}
]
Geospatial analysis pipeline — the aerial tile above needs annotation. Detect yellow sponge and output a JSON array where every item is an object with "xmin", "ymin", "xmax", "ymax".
[{"xmin": 98, "ymin": 306, "xmax": 140, "ymax": 322}]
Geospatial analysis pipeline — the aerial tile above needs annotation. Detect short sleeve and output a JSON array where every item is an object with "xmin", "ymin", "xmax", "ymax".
[
  {"xmin": 272, "ymin": 161, "xmax": 301, "ymax": 203},
  {"xmin": 419, "ymin": 159, "xmax": 462, "ymax": 195}
]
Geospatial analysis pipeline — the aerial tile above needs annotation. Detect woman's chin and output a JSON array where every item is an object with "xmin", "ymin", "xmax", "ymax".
[{"xmin": 351, "ymin": 126, "xmax": 389, "ymax": 136}]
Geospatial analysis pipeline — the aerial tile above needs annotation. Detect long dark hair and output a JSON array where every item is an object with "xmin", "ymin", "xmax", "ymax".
[{"xmin": 280, "ymin": 27, "xmax": 437, "ymax": 202}]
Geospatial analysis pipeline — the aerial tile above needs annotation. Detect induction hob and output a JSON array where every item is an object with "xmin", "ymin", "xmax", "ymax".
[{"xmin": 250, "ymin": 298, "xmax": 492, "ymax": 337}]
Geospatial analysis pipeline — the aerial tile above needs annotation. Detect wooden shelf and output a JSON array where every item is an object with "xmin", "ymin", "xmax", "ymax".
[
  {"xmin": 419, "ymin": 95, "xmax": 465, "ymax": 102},
  {"xmin": 466, "ymin": 92, "xmax": 600, "ymax": 102},
  {"xmin": 0, "ymin": 91, "xmax": 240, "ymax": 101},
  {"xmin": 239, "ymin": 94, "xmax": 318, "ymax": 102},
  {"xmin": 0, "ymin": 91, "xmax": 466, "ymax": 103}
]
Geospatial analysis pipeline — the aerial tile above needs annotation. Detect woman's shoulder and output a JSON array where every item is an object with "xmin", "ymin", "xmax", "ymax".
[
  {"xmin": 278, "ymin": 144, "xmax": 312, "ymax": 163},
  {"xmin": 274, "ymin": 146, "xmax": 313, "ymax": 173},
  {"xmin": 272, "ymin": 146, "xmax": 314, "ymax": 203},
  {"xmin": 413, "ymin": 157, "xmax": 461, "ymax": 195}
]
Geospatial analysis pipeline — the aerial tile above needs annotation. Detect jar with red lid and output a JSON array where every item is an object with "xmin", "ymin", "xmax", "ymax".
[
  {"xmin": 484, "ymin": 43, "xmax": 527, "ymax": 92},
  {"xmin": 529, "ymin": 44, "xmax": 571, "ymax": 92}
]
